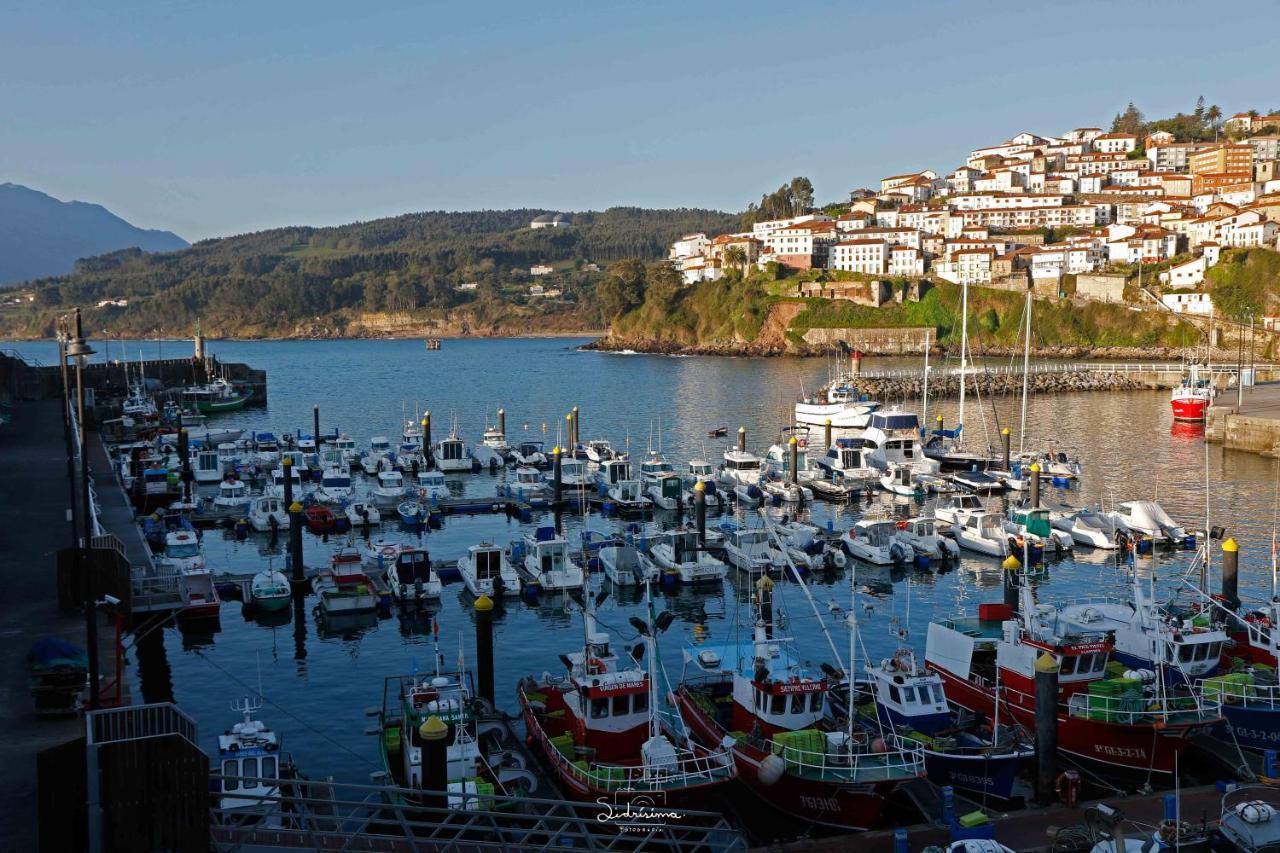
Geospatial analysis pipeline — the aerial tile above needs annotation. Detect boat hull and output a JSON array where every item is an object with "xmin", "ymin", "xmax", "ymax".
[
  {"xmin": 923, "ymin": 748, "xmax": 1032, "ymax": 801},
  {"xmin": 1214, "ymin": 703, "xmax": 1280, "ymax": 751},
  {"xmin": 1171, "ymin": 396, "xmax": 1209, "ymax": 422}
]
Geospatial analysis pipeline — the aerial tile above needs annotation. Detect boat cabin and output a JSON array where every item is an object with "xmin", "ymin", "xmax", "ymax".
[
  {"xmin": 218, "ymin": 479, "xmax": 248, "ymax": 502},
  {"xmin": 217, "ymin": 702, "xmax": 283, "ymax": 810},
  {"xmin": 468, "ymin": 544, "xmax": 505, "ymax": 584},
  {"xmin": 558, "ymin": 458, "xmax": 588, "ymax": 483},
  {"xmin": 281, "ymin": 450, "xmax": 308, "ymax": 471},
  {"xmin": 370, "ymin": 436, "xmax": 391, "ymax": 454},
  {"xmin": 696, "ymin": 628, "xmax": 827, "ymax": 737},
  {"xmin": 527, "ymin": 527, "xmax": 569, "ymax": 579},
  {"xmin": 851, "ymin": 520, "xmax": 901, "ymax": 550},
  {"xmin": 196, "ymin": 449, "xmax": 221, "ymax": 477},
  {"xmin": 216, "ymin": 443, "xmax": 241, "ymax": 465},
  {"xmin": 321, "ymin": 469, "xmax": 352, "ymax": 492},
  {"xmin": 612, "ymin": 480, "xmax": 646, "ymax": 504},
  {"xmin": 517, "ymin": 441, "xmax": 545, "ymax": 458},
  {"xmin": 418, "ymin": 470, "xmax": 446, "ymax": 489},
  {"xmin": 721, "ymin": 450, "xmax": 761, "ymax": 483},
  {"xmin": 688, "ymin": 459, "xmax": 714, "ymax": 479},
  {"xmin": 865, "ymin": 652, "xmax": 950, "ymax": 734},
  {"xmin": 142, "ymin": 467, "xmax": 171, "ymax": 496},
  {"xmin": 601, "ymin": 458, "xmax": 632, "ymax": 485},
  {"xmin": 824, "ymin": 438, "xmax": 871, "ymax": 471},
  {"xmin": 437, "ymin": 436, "xmax": 466, "ymax": 464},
  {"xmin": 513, "ymin": 467, "xmax": 543, "ymax": 489},
  {"xmin": 271, "ymin": 466, "xmax": 304, "ymax": 490},
  {"xmin": 377, "ymin": 470, "xmax": 405, "ymax": 490},
  {"xmin": 334, "ymin": 435, "xmax": 356, "ymax": 455},
  {"xmin": 639, "ymin": 457, "xmax": 674, "ymax": 480},
  {"xmin": 392, "ymin": 549, "xmax": 434, "ymax": 589}
]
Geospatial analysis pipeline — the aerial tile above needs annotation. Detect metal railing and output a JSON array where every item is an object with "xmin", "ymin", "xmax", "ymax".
[
  {"xmin": 1197, "ymin": 677, "xmax": 1280, "ymax": 710},
  {"xmin": 848, "ymin": 361, "xmax": 1261, "ymax": 381},
  {"xmin": 209, "ymin": 774, "xmax": 748, "ymax": 852},
  {"xmin": 88, "ymin": 702, "xmax": 199, "ymax": 748},
  {"xmin": 772, "ymin": 734, "xmax": 926, "ymax": 782},
  {"xmin": 1065, "ymin": 690, "xmax": 1221, "ymax": 725}
]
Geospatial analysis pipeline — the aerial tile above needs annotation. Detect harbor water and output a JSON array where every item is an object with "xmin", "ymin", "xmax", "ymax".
[{"xmin": 7, "ymin": 336, "xmax": 1276, "ymax": 833}]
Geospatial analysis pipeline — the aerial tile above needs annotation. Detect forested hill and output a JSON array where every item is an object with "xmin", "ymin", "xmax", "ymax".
[{"xmin": 2, "ymin": 207, "xmax": 740, "ymax": 338}]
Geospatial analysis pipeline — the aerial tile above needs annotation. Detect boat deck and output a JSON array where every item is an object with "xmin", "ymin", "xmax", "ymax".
[{"xmin": 938, "ymin": 617, "xmax": 1006, "ymax": 640}]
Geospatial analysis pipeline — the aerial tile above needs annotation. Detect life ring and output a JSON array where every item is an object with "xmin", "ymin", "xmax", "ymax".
[
  {"xmin": 380, "ymin": 545, "xmax": 397, "ymax": 558},
  {"xmin": 896, "ymin": 521, "xmax": 908, "ymax": 530}
]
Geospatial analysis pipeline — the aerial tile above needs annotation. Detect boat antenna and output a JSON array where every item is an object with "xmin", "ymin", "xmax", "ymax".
[
  {"xmin": 846, "ymin": 558, "xmax": 857, "ymax": 753},
  {"xmin": 1019, "ymin": 283, "xmax": 1032, "ymax": 458},
  {"xmin": 256, "ymin": 651, "xmax": 263, "ymax": 700},
  {"xmin": 432, "ymin": 617, "xmax": 442, "ymax": 677}
]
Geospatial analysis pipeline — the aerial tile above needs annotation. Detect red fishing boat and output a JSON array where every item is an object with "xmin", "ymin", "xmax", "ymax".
[
  {"xmin": 518, "ymin": 588, "xmax": 736, "ymax": 807},
  {"xmin": 306, "ymin": 504, "xmax": 337, "ymax": 534},
  {"xmin": 1171, "ymin": 364, "xmax": 1215, "ymax": 422},
  {"xmin": 924, "ymin": 583, "xmax": 1221, "ymax": 778}
]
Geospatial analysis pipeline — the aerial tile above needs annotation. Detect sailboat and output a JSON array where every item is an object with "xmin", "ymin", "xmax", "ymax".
[{"xmin": 924, "ymin": 279, "xmax": 993, "ymax": 471}]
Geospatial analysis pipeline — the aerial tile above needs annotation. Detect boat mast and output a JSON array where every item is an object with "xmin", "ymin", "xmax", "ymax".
[
  {"xmin": 845, "ymin": 560, "xmax": 856, "ymax": 752},
  {"xmin": 957, "ymin": 280, "xmax": 970, "ymax": 449},
  {"xmin": 921, "ymin": 331, "xmax": 931, "ymax": 440},
  {"xmin": 1019, "ymin": 284, "xmax": 1032, "ymax": 458}
]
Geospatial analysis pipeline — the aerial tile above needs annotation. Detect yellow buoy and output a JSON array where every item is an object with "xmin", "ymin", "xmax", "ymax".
[{"xmin": 1002, "ymin": 554, "xmax": 1021, "ymax": 570}]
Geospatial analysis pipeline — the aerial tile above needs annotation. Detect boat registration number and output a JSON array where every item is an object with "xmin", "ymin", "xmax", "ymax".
[
  {"xmin": 798, "ymin": 795, "xmax": 839, "ymax": 812},
  {"xmin": 1229, "ymin": 725, "xmax": 1280, "ymax": 743},
  {"xmin": 1094, "ymin": 744, "xmax": 1147, "ymax": 759}
]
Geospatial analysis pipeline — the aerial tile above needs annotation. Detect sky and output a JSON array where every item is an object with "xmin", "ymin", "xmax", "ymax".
[{"xmin": 3, "ymin": 0, "xmax": 1279, "ymax": 241}]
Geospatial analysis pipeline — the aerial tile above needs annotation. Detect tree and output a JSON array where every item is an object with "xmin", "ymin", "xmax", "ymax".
[
  {"xmin": 642, "ymin": 261, "xmax": 682, "ymax": 310},
  {"xmin": 723, "ymin": 246, "xmax": 748, "ymax": 276},
  {"xmin": 1111, "ymin": 102, "xmax": 1145, "ymax": 136},
  {"xmin": 1206, "ymin": 104, "xmax": 1223, "ymax": 140},
  {"xmin": 596, "ymin": 259, "xmax": 647, "ymax": 320},
  {"xmin": 789, "ymin": 177, "xmax": 814, "ymax": 216},
  {"xmin": 1194, "ymin": 95, "xmax": 1206, "ymax": 125}
]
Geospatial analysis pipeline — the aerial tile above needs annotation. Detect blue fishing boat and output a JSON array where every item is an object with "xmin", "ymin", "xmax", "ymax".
[
  {"xmin": 1199, "ymin": 672, "xmax": 1280, "ymax": 751},
  {"xmin": 832, "ymin": 648, "xmax": 1034, "ymax": 802},
  {"xmin": 397, "ymin": 500, "xmax": 423, "ymax": 526}
]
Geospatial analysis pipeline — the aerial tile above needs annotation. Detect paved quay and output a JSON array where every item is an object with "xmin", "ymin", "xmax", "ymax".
[
  {"xmin": 0, "ymin": 399, "xmax": 120, "ymax": 851},
  {"xmin": 1207, "ymin": 381, "xmax": 1280, "ymax": 455}
]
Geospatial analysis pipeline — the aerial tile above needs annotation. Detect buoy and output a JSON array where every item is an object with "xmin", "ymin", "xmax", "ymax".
[
  {"xmin": 1002, "ymin": 554, "xmax": 1021, "ymax": 570},
  {"xmin": 758, "ymin": 754, "xmax": 785, "ymax": 785}
]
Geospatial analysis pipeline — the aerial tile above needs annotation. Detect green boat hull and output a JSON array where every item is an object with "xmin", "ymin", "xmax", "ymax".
[{"xmin": 195, "ymin": 393, "xmax": 250, "ymax": 414}]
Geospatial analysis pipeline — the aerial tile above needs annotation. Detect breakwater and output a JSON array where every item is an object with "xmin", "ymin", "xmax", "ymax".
[{"xmin": 844, "ymin": 369, "xmax": 1151, "ymax": 400}]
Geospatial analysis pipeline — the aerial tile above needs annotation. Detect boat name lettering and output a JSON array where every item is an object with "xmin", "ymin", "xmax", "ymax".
[{"xmin": 764, "ymin": 681, "xmax": 826, "ymax": 694}]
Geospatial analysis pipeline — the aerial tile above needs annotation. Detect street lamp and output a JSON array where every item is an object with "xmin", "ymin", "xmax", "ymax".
[{"xmin": 66, "ymin": 308, "xmax": 100, "ymax": 710}]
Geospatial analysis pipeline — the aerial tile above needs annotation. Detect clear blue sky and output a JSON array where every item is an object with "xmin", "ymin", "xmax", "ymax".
[{"xmin": 3, "ymin": 0, "xmax": 1277, "ymax": 241}]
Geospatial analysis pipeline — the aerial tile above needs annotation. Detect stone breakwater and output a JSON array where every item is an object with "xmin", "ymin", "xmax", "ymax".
[{"xmin": 842, "ymin": 370, "xmax": 1151, "ymax": 400}]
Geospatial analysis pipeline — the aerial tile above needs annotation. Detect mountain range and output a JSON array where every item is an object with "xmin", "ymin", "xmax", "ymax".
[{"xmin": 0, "ymin": 183, "xmax": 188, "ymax": 285}]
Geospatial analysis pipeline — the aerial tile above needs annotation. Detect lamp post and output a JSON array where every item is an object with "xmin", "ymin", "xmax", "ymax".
[
  {"xmin": 57, "ymin": 319, "xmax": 77, "ymax": 548},
  {"xmin": 66, "ymin": 308, "xmax": 100, "ymax": 710}
]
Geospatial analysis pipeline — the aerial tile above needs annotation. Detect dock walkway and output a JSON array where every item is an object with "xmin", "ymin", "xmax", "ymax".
[
  {"xmin": 0, "ymin": 400, "xmax": 119, "ymax": 851},
  {"xmin": 1207, "ymin": 381, "xmax": 1280, "ymax": 456}
]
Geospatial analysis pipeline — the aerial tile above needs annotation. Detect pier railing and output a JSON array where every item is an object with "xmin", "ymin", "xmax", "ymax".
[
  {"xmin": 209, "ymin": 774, "xmax": 748, "ymax": 851},
  {"xmin": 846, "ymin": 362, "xmax": 1258, "ymax": 381},
  {"xmin": 772, "ymin": 734, "xmax": 926, "ymax": 782}
]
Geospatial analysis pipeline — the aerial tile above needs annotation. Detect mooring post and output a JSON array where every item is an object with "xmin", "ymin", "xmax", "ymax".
[
  {"xmin": 565, "ymin": 414, "xmax": 574, "ymax": 456},
  {"xmin": 788, "ymin": 436, "xmax": 799, "ymax": 485},
  {"xmin": 1035, "ymin": 652, "xmax": 1060, "ymax": 805},
  {"xmin": 552, "ymin": 445, "xmax": 563, "ymax": 506},
  {"xmin": 422, "ymin": 415, "xmax": 432, "ymax": 469},
  {"xmin": 756, "ymin": 573, "xmax": 774, "ymax": 638},
  {"xmin": 1029, "ymin": 462, "xmax": 1041, "ymax": 509},
  {"xmin": 1001, "ymin": 427, "xmax": 1011, "ymax": 471},
  {"xmin": 694, "ymin": 481, "xmax": 706, "ymax": 546},
  {"xmin": 313, "ymin": 404, "xmax": 320, "ymax": 445},
  {"xmin": 1222, "ymin": 538, "xmax": 1239, "ymax": 610},
  {"xmin": 420, "ymin": 715, "xmax": 449, "ymax": 811},
  {"xmin": 288, "ymin": 499, "xmax": 305, "ymax": 586},
  {"xmin": 178, "ymin": 427, "xmax": 191, "ymax": 501},
  {"xmin": 475, "ymin": 594, "xmax": 495, "ymax": 706},
  {"xmin": 572, "ymin": 405, "xmax": 580, "ymax": 449},
  {"xmin": 824, "ymin": 418, "xmax": 832, "ymax": 450},
  {"xmin": 1003, "ymin": 555, "xmax": 1020, "ymax": 613},
  {"xmin": 497, "ymin": 408, "xmax": 505, "ymax": 436},
  {"xmin": 737, "ymin": 426, "xmax": 746, "ymax": 453}
]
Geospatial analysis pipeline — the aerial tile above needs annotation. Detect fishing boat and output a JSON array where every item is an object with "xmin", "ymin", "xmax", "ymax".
[
  {"xmin": 416, "ymin": 470, "xmax": 450, "ymax": 502},
  {"xmin": 839, "ymin": 519, "xmax": 914, "ymax": 566},
  {"xmin": 518, "ymin": 585, "xmax": 737, "ymax": 806},
  {"xmin": 639, "ymin": 527, "xmax": 727, "ymax": 586},
  {"xmin": 376, "ymin": 662, "xmax": 539, "ymax": 805},
  {"xmin": 248, "ymin": 496, "xmax": 289, "ymax": 532},
  {"xmin": 720, "ymin": 524, "xmax": 787, "ymax": 574},
  {"xmin": 600, "ymin": 540, "xmax": 658, "ymax": 586},
  {"xmin": 1056, "ymin": 575, "xmax": 1228, "ymax": 686},
  {"xmin": 512, "ymin": 441, "xmax": 548, "ymax": 468},
  {"xmin": 386, "ymin": 547, "xmax": 442, "ymax": 604},
  {"xmin": 305, "ymin": 504, "xmax": 339, "ymax": 535},
  {"xmin": 599, "ymin": 458, "xmax": 653, "ymax": 514},
  {"xmin": 216, "ymin": 698, "xmax": 291, "ymax": 812},
  {"xmin": 794, "ymin": 382, "xmax": 881, "ymax": 430},
  {"xmin": 212, "ymin": 478, "xmax": 252, "ymax": 511},
  {"xmin": 458, "ymin": 542, "xmax": 520, "ymax": 598},
  {"xmin": 314, "ymin": 464, "xmax": 354, "ymax": 504},
  {"xmin": 193, "ymin": 448, "xmax": 223, "ymax": 484},
  {"xmin": 671, "ymin": 619, "xmax": 924, "ymax": 831},
  {"xmin": 924, "ymin": 582, "xmax": 1222, "ymax": 779},
  {"xmin": 344, "ymin": 500, "xmax": 381, "ymax": 527},
  {"xmin": 831, "ymin": 649, "xmax": 1035, "ymax": 802},
  {"xmin": 372, "ymin": 470, "xmax": 407, "ymax": 508},
  {"xmin": 250, "ymin": 568, "xmax": 292, "ymax": 611},
  {"xmin": 435, "ymin": 429, "xmax": 473, "ymax": 473},
  {"xmin": 519, "ymin": 526, "xmax": 585, "ymax": 593},
  {"xmin": 1171, "ymin": 364, "xmax": 1216, "ymax": 422},
  {"xmin": 639, "ymin": 454, "xmax": 682, "ymax": 510},
  {"xmin": 182, "ymin": 377, "xmax": 251, "ymax": 414},
  {"xmin": 682, "ymin": 459, "xmax": 723, "ymax": 507},
  {"xmin": 879, "ymin": 462, "xmax": 923, "ymax": 497}
]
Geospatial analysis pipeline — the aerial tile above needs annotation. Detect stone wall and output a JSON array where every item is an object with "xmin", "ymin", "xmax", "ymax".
[
  {"xmin": 1076, "ymin": 274, "xmax": 1128, "ymax": 303},
  {"xmin": 800, "ymin": 326, "xmax": 934, "ymax": 354}
]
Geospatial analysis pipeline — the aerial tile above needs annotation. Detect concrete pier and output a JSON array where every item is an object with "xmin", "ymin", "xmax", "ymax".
[{"xmin": 1207, "ymin": 382, "xmax": 1280, "ymax": 456}]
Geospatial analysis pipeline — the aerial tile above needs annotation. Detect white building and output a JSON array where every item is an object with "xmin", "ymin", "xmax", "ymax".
[
  {"xmin": 828, "ymin": 239, "xmax": 887, "ymax": 275},
  {"xmin": 1092, "ymin": 133, "xmax": 1138, "ymax": 154},
  {"xmin": 669, "ymin": 232, "xmax": 710, "ymax": 261},
  {"xmin": 933, "ymin": 248, "xmax": 994, "ymax": 285},
  {"xmin": 530, "ymin": 264, "xmax": 554, "ymax": 276},
  {"xmin": 1161, "ymin": 292, "xmax": 1214, "ymax": 316},
  {"xmin": 888, "ymin": 245, "xmax": 925, "ymax": 276}
]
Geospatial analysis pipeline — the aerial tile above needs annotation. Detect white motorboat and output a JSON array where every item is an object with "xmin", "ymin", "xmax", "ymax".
[
  {"xmin": 265, "ymin": 464, "xmax": 307, "ymax": 500},
  {"xmin": 599, "ymin": 458, "xmax": 653, "ymax": 513},
  {"xmin": 216, "ymin": 699, "xmax": 287, "ymax": 812},
  {"xmin": 459, "ymin": 541, "xmax": 521, "ymax": 598},
  {"xmin": 371, "ymin": 470, "xmax": 407, "ymax": 508},
  {"xmin": 314, "ymin": 465, "xmax": 354, "ymax": 504},
  {"xmin": 1004, "ymin": 505, "xmax": 1074, "ymax": 554},
  {"xmin": 720, "ymin": 525, "xmax": 786, "ymax": 574},
  {"xmin": 434, "ymin": 432, "xmax": 473, "ymax": 473},
  {"xmin": 331, "ymin": 434, "xmax": 359, "ymax": 464},
  {"xmin": 471, "ymin": 445, "xmax": 505, "ymax": 470},
  {"xmin": 416, "ymin": 470, "xmax": 451, "ymax": 502},
  {"xmin": 861, "ymin": 408, "xmax": 938, "ymax": 472},
  {"xmin": 1050, "ymin": 505, "xmax": 1126, "ymax": 549},
  {"xmin": 950, "ymin": 468, "xmax": 1005, "ymax": 494},
  {"xmin": 933, "ymin": 493, "xmax": 985, "ymax": 526},
  {"xmin": 394, "ymin": 442, "xmax": 425, "ymax": 473},
  {"xmin": 385, "ymin": 547, "xmax": 442, "ymax": 603},
  {"xmin": 503, "ymin": 466, "xmax": 550, "ymax": 500},
  {"xmin": 521, "ymin": 527, "xmax": 585, "ymax": 592},
  {"xmin": 839, "ymin": 519, "xmax": 913, "ymax": 566},
  {"xmin": 951, "ymin": 511, "xmax": 1011, "ymax": 557},
  {"xmin": 549, "ymin": 457, "xmax": 595, "ymax": 491},
  {"xmin": 363, "ymin": 436, "xmax": 392, "ymax": 474},
  {"xmin": 896, "ymin": 517, "xmax": 959, "ymax": 561},
  {"xmin": 212, "ymin": 478, "xmax": 252, "ymax": 511},
  {"xmin": 253, "ymin": 433, "xmax": 281, "ymax": 468},
  {"xmin": 583, "ymin": 439, "xmax": 616, "ymax": 463},
  {"xmin": 682, "ymin": 459, "xmax": 723, "ymax": 507},
  {"xmin": 216, "ymin": 442, "xmax": 242, "ymax": 472},
  {"xmin": 250, "ymin": 569, "xmax": 292, "ymax": 611},
  {"xmin": 880, "ymin": 462, "xmax": 923, "ymax": 497},
  {"xmin": 768, "ymin": 517, "xmax": 831, "ymax": 573},
  {"xmin": 718, "ymin": 448, "xmax": 765, "ymax": 506},
  {"xmin": 640, "ymin": 527, "xmax": 727, "ymax": 585},
  {"xmin": 481, "ymin": 425, "xmax": 510, "ymax": 456},
  {"xmin": 1113, "ymin": 500, "xmax": 1191, "ymax": 545},
  {"xmin": 344, "ymin": 500, "xmax": 382, "ymax": 527},
  {"xmin": 164, "ymin": 529, "xmax": 205, "ymax": 573},
  {"xmin": 248, "ymin": 496, "xmax": 289, "ymax": 532},
  {"xmin": 812, "ymin": 437, "xmax": 879, "ymax": 484},
  {"xmin": 512, "ymin": 441, "xmax": 548, "ymax": 468},
  {"xmin": 599, "ymin": 541, "xmax": 656, "ymax": 586},
  {"xmin": 793, "ymin": 384, "xmax": 880, "ymax": 430},
  {"xmin": 193, "ymin": 448, "xmax": 223, "ymax": 484}
]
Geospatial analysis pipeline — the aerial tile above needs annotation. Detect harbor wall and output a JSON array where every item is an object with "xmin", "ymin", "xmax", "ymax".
[
  {"xmin": 1207, "ymin": 402, "xmax": 1280, "ymax": 457},
  {"xmin": 0, "ymin": 352, "xmax": 266, "ymax": 406},
  {"xmin": 800, "ymin": 326, "xmax": 935, "ymax": 354}
]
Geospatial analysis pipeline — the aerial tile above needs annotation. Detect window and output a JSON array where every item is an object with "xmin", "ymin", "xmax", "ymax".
[
  {"xmin": 1194, "ymin": 643, "xmax": 1210, "ymax": 662},
  {"xmin": 810, "ymin": 693, "xmax": 824, "ymax": 712},
  {"xmin": 591, "ymin": 698, "xmax": 609, "ymax": 718},
  {"xmin": 634, "ymin": 692, "xmax": 648, "ymax": 713},
  {"xmin": 222, "ymin": 760, "xmax": 239, "ymax": 791},
  {"xmin": 262, "ymin": 757, "xmax": 277, "ymax": 780},
  {"xmin": 754, "ymin": 689, "xmax": 763, "ymax": 711},
  {"xmin": 1059, "ymin": 656, "xmax": 1077, "ymax": 676},
  {"xmin": 900, "ymin": 686, "xmax": 916, "ymax": 704},
  {"xmin": 613, "ymin": 695, "xmax": 630, "ymax": 715},
  {"xmin": 1179, "ymin": 644, "xmax": 1195, "ymax": 663},
  {"xmin": 1209, "ymin": 642, "xmax": 1222, "ymax": 661},
  {"xmin": 242, "ymin": 757, "xmax": 258, "ymax": 781},
  {"xmin": 932, "ymin": 684, "xmax": 946, "ymax": 704},
  {"xmin": 771, "ymin": 695, "xmax": 786, "ymax": 715},
  {"xmin": 791, "ymin": 693, "xmax": 805, "ymax": 713},
  {"xmin": 889, "ymin": 685, "xmax": 901, "ymax": 704}
]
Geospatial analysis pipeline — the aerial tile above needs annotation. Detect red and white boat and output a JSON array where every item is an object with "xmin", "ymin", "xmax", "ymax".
[
  {"xmin": 1171, "ymin": 365, "xmax": 1215, "ymax": 422},
  {"xmin": 518, "ymin": 589, "xmax": 736, "ymax": 807},
  {"xmin": 924, "ymin": 584, "xmax": 1222, "ymax": 779},
  {"xmin": 671, "ymin": 619, "xmax": 925, "ymax": 831}
]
